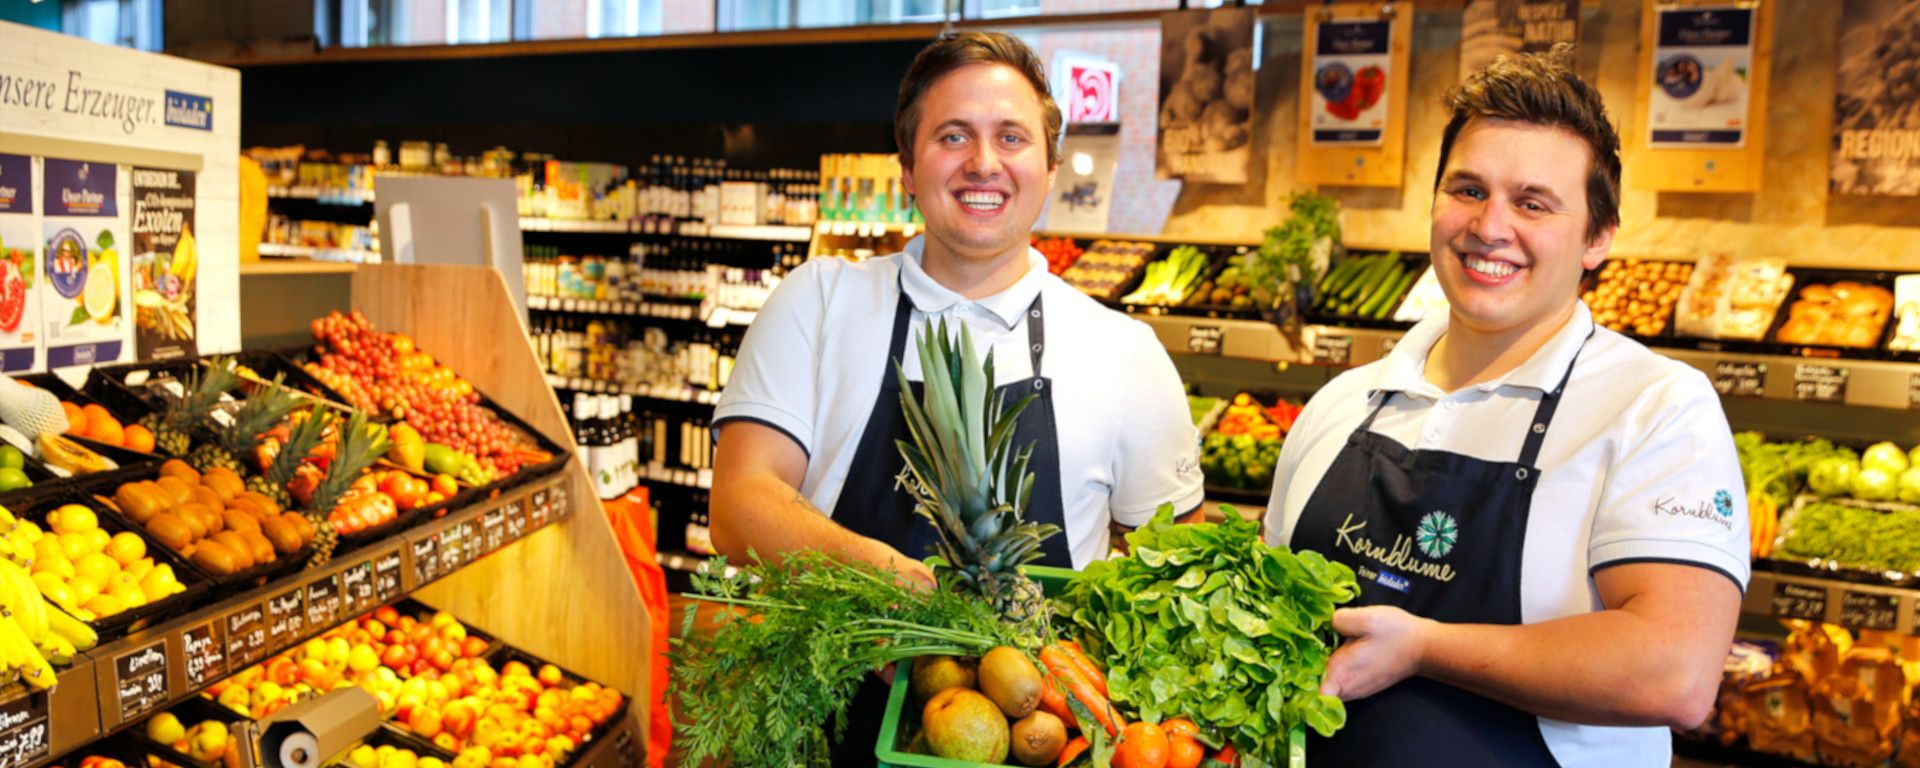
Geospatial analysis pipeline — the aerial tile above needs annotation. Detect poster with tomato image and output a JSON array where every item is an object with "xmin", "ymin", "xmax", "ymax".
[
  {"xmin": 130, "ymin": 167, "xmax": 197, "ymax": 361},
  {"xmin": 41, "ymin": 158, "xmax": 128, "ymax": 370},
  {"xmin": 0, "ymin": 155, "xmax": 41, "ymax": 373},
  {"xmin": 1310, "ymin": 20, "xmax": 1393, "ymax": 146}
]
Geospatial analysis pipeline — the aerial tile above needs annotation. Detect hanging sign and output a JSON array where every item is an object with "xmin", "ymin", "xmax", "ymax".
[
  {"xmin": 1309, "ymin": 19, "xmax": 1392, "ymax": 146},
  {"xmin": 40, "ymin": 158, "xmax": 126, "ymax": 369},
  {"xmin": 1052, "ymin": 52, "xmax": 1120, "ymax": 123},
  {"xmin": 1459, "ymin": 0, "xmax": 1580, "ymax": 79},
  {"xmin": 1297, "ymin": 2, "xmax": 1413, "ymax": 187},
  {"xmin": 1646, "ymin": 6, "xmax": 1756, "ymax": 148},
  {"xmin": 1831, "ymin": 0, "xmax": 1920, "ymax": 196},
  {"xmin": 1157, "ymin": 7, "xmax": 1257, "ymax": 184},
  {"xmin": 130, "ymin": 167, "xmax": 197, "ymax": 359}
]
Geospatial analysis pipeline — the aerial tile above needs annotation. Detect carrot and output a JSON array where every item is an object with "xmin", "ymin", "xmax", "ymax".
[
  {"xmin": 1056, "ymin": 736, "xmax": 1090, "ymax": 768},
  {"xmin": 1040, "ymin": 676, "xmax": 1079, "ymax": 730},
  {"xmin": 1059, "ymin": 640, "xmax": 1110, "ymax": 697},
  {"xmin": 1041, "ymin": 644, "xmax": 1123, "ymax": 737}
]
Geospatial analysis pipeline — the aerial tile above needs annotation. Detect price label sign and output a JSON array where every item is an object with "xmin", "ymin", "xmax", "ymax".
[
  {"xmin": 1186, "ymin": 325, "xmax": 1224, "ymax": 355},
  {"xmin": 181, "ymin": 621, "xmax": 226, "ymax": 687},
  {"xmin": 341, "ymin": 560, "xmax": 375, "ymax": 614},
  {"xmin": 374, "ymin": 550, "xmax": 403, "ymax": 602},
  {"xmin": 411, "ymin": 537, "xmax": 441, "ymax": 585},
  {"xmin": 529, "ymin": 490, "xmax": 551, "ymax": 529},
  {"xmin": 1840, "ymin": 590, "xmax": 1899, "ymax": 631},
  {"xmin": 307, "ymin": 576, "xmax": 341, "ymax": 629},
  {"xmin": 1907, "ymin": 374, "xmax": 1920, "ymax": 411},
  {"xmin": 1312, "ymin": 334, "xmax": 1353, "ymax": 366},
  {"xmin": 267, "ymin": 588, "xmax": 306, "ymax": 650},
  {"xmin": 1772, "ymin": 582, "xmax": 1828, "ymax": 621},
  {"xmin": 614, "ymin": 727, "xmax": 637, "ymax": 768},
  {"xmin": 1793, "ymin": 364, "xmax": 1848, "ymax": 403},
  {"xmin": 0, "ymin": 694, "xmax": 50, "ymax": 768},
  {"xmin": 550, "ymin": 484, "xmax": 572, "ymax": 521},
  {"xmin": 481, "ymin": 506, "xmax": 508, "ymax": 555},
  {"xmin": 440, "ymin": 524, "xmax": 471, "ymax": 572},
  {"xmin": 1712, "ymin": 361, "xmax": 1766, "ymax": 398},
  {"xmin": 225, "ymin": 601, "xmax": 268, "ymax": 666},
  {"xmin": 113, "ymin": 640, "xmax": 169, "ymax": 722},
  {"xmin": 506, "ymin": 500, "xmax": 529, "ymax": 539}
]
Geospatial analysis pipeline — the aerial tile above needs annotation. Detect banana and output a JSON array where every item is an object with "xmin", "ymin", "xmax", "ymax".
[
  {"xmin": 34, "ymin": 633, "xmax": 73, "ymax": 666},
  {"xmin": 0, "ymin": 609, "xmax": 31, "ymax": 675},
  {"xmin": 0, "ymin": 561, "xmax": 47, "ymax": 644},
  {"xmin": 44, "ymin": 604, "xmax": 95, "ymax": 650}
]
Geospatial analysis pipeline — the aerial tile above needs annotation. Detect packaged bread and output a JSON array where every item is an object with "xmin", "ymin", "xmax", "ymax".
[
  {"xmin": 1675, "ymin": 253, "xmax": 1794, "ymax": 340},
  {"xmin": 1886, "ymin": 274, "xmax": 1920, "ymax": 352},
  {"xmin": 1774, "ymin": 280, "xmax": 1894, "ymax": 348}
]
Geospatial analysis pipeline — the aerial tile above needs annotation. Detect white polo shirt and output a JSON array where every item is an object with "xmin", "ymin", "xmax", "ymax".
[
  {"xmin": 1264, "ymin": 301, "xmax": 1750, "ymax": 768},
  {"xmin": 716, "ymin": 236, "xmax": 1204, "ymax": 568}
]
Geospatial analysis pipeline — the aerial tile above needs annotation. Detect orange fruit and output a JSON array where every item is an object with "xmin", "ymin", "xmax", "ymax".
[
  {"xmin": 84, "ymin": 406, "xmax": 123, "ymax": 445},
  {"xmin": 59, "ymin": 402, "xmax": 85, "ymax": 434},
  {"xmin": 123, "ymin": 424, "xmax": 155, "ymax": 453}
]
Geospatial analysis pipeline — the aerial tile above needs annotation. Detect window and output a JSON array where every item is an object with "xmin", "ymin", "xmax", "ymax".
[
  {"xmin": 61, "ymin": 0, "xmax": 161, "ymax": 51},
  {"xmin": 447, "ymin": 0, "xmax": 512, "ymax": 43},
  {"xmin": 718, "ymin": 0, "xmax": 963, "ymax": 32},
  {"xmin": 587, "ymin": 0, "xmax": 663, "ymax": 38}
]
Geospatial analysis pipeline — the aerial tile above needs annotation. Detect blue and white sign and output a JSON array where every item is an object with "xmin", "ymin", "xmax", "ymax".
[
  {"xmin": 162, "ymin": 90, "xmax": 212, "ymax": 131},
  {"xmin": 1648, "ymin": 7, "xmax": 1754, "ymax": 148}
]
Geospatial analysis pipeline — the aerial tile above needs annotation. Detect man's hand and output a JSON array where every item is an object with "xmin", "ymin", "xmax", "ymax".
[
  {"xmin": 876, "ymin": 548, "xmax": 937, "ymax": 593},
  {"xmin": 1320, "ymin": 606, "xmax": 1433, "ymax": 701}
]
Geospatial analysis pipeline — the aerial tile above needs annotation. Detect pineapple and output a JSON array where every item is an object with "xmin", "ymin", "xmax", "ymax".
[
  {"xmin": 306, "ymin": 518, "xmax": 340, "ymax": 567},
  {"xmin": 142, "ymin": 358, "xmax": 240, "ymax": 457},
  {"xmin": 304, "ymin": 411, "xmax": 390, "ymax": 566},
  {"xmin": 217, "ymin": 374, "xmax": 304, "ymax": 461},
  {"xmin": 894, "ymin": 319, "xmax": 1061, "ymax": 643},
  {"xmin": 257, "ymin": 407, "xmax": 329, "ymax": 510}
]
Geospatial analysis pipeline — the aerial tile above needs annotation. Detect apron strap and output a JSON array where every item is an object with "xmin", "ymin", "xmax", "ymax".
[
  {"xmin": 1516, "ymin": 327, "xmax": 1596, "ymax": 468},
  {"xmin": 1357, "ymin": 390, "xmax": 1395, "ymax": 432},
  {"xmin": 1024, "ymin": 294, "xmax": 1045, "ymax": 375},
  {"xmin": 885, "ymin": 285, "xmax": 915, "ymax": 363}
]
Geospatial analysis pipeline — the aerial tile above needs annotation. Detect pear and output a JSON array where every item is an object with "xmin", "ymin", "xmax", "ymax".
[
  {"xmin": 910, "ymin": 655, "xmax": 976, "ymax": 701},
  {"xmin": 922, "ymin": 688, "xmax": 1009, "ymax": 764}
]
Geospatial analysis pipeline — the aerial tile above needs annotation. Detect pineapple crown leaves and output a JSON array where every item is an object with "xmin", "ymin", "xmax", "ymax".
[
  {"xmin": 307, "ymin": 410, "xmax": 391, "ymax": 515},
  {"xmin": 218, "ymin": 374, "xmax": 304, "ymax": 459},
  {"xmin": 266, "ymin": 407, "xmax": 330, "ymax": 487},
  {"xmin": 892, "ymin": 318, "xmax": 1061, "ymax": 589},
  {"xmin": 176, "ymin": 357, "xmax": 241, "ymax": 422}
]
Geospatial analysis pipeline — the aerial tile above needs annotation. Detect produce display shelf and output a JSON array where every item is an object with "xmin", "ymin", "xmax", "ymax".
[
  {"xmin": 254, "ymin": 244, "xmax": 378, "ymax": 263},
  {"xmin": 1148, "ymin": 317, "xmax": 1920, "ymax": 412},
  {"xmin": 517, "ymin": 218, "xmax": 811, "ymax": 242},
  {"xmin": 1740, "ymin": 566, "xmax": 1920, "ymax": 635},
  {"xmin": 0, "ymin": 472, "xmax": 575, "ymax": 767},
  {"xmin": 265, "ymin": 188, "xmax": 374, "ymax": 205},
  {"xmin": 240, "ymin": 259, "xmax": 362, "ymax": 276}
]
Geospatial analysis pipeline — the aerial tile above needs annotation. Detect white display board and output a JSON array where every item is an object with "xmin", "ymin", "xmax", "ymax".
[{"xmin": 0, "ymin": 20, "xmax": 240, "ymax": 371}]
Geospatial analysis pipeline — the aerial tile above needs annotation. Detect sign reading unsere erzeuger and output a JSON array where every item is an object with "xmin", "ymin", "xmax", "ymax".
[
  {"xmin": 1647, "ymin": 7, "xmax": 1755, "ymax": 149},
  {"xmin": 0, "ymin": 63, "xmax": 213, "ymax": 137}
]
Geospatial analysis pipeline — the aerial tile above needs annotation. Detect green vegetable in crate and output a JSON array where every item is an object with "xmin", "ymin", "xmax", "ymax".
[
  {"xmin": 1781, "ymin": 501, "xmax": 1920, "ymax": 574},
  {"xmin": 1864, "ymin": 442, "xmax": 1910, "ymax": 475},
  {"xmin": 1809, "ymin": 457, "xmax": 1862, "ymax": 499},
  {"xmin": 1056, "ymin": 506, "xmax": 1357, "ymax": 765},
  {"xmin": 1247, "ymin": 193, "xmax": 1342, "ymax": 315},
  {"xmin": 1122, "ymin": 246, "xmax": 1210, "ymax": 306}
]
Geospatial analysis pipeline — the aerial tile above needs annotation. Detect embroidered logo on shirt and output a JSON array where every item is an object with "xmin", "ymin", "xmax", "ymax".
[
  {"xmin": 1714, "ymin": 489, "xmax": 1734, "ymax": 518},
  {"xmin": 1416, "ymin": 511, "xmax": 1458, "ymax": 559},
  {"xmin": 1653, "ymin": 495, "xmax": 1734, "ymax": 530}
]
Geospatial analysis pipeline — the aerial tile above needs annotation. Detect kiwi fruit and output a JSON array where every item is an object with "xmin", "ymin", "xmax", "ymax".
[
  {"xmin": 978, "ymin": 647, "xmax": 1043, "ymax": 719},
  {"xmin": 260, "ymin": 515, "xmax": 303, "ymax": 555},
  {"xmin": 154, "ymin": 476, "xmax": 195, "ymax": 505},
  {"xmin": 189, "ymin": 539, "xmax": 240, "ymax": 575},
  {"xmin": 211, "ymin": 531, "xmax": 256, "ymax": 570},
  {"xmin": 145, "ymin": 513, "xmax": 193, "ymax": 552},
  {"xmin": 1010, "ymin": 711, "xmax": 1066, "ymax": 767},
  {"xmin": 158, "ymin": 459, "xmax": 199, "ymax": 484}
]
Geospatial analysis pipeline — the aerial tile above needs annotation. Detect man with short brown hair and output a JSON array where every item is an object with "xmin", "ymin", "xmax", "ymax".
[{"xmin": 1266, "ymin": 48, "xmax": 1746, "ymax": 766}]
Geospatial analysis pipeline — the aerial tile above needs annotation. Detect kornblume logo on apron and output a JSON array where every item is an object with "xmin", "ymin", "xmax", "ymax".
[{"xmin": 1416, "ymin": 511, "xmax": 1459, "ymax": 559}]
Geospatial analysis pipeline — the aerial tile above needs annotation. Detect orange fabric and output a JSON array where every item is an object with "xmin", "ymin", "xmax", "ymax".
[{"xmin": 604, "ymin": 489, "xmax": 669, "ymax": 768}]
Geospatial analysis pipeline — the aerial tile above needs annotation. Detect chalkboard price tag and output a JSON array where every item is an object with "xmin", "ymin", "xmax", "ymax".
[
  {"xmin": 266, "ymin": 588, "xmax": 306, "ymax": 650},
  {"xmin": 181, "ymin": 621, "xmax": 226, "ymax": 687},
  {"xmin": 411, "ymin": 537, "xmax": 441, "ymax": 585},
  {"xmin": 1312, "ymin": 334, "xmax": 1353, "ymax": 366},
  {"xmin": 341, "ymin": 560, "xmax": 375, "ymax": 614},
  {"xmin": 1186, "ymin": 325, "xmax": 1223, "ymax": 355},
  {"xmin": 0, "ymin": 692, "xmax": 49, "ymax": 768},
  {"xmin": 1793, "ymin": 364, "xmax": 1848, "ymax": 403},
  {"xmin": 1773, "ymin": 582, "xmax": 1828, "ymax": 621},
  {"xmin": 1712, "ymin": 361, "xmax": 1765, "ymax": 398},
  {"xmin": 1840, "ymin": 590, "xmax": 1899, "ymax": 631},
  {"xmin": 374, "ymin": 549, "xmax": 403, "ymax": 602},
  {"xmin": 306, "ymin": 576, "xmax": 341, "ymax": 629},
  {"xmin": 225, "ymin": 602, "xmax": 268, "ymax": 666},
  {"xmin": 113, "ymin": 640, "xmax": 168, "ymax": 722},
  {"xmin": 481, "ymin": 507, "xmax": 508, "ymax": 554}
]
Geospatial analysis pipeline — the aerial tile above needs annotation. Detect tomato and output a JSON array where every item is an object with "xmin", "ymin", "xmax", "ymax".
[{"xmin": 1112, "ymin": 722, "xmax": 1169, "ymax": 768}]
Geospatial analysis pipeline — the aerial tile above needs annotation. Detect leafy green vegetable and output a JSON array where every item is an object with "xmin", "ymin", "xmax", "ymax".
[
  {"xmin": 1055, "ymin": 505, "xmax": 1357, "ymax": 765},
  {"xmin": 1248, "ymin": 193, "xmax": 1341, "ymax": 315},
  {"xmin": 671, "ymin": 551, "xmax": 1031, "ymax": 767},
  {"xmin": 1782, "ymin": 500, "xmax": 1920, "ymax": 573},
  {"xmin": 1734, "ymin": 432, "xmax": 1858, "ymax": 507}
]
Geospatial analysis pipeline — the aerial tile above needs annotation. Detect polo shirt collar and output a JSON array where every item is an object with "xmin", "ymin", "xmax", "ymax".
[
  {"xmin": 899, "ymin": 235, "xmax": 1048, "ymax": 330},
  {"xmin": 1373, "ymin": 301, "xmax": 1598, "ymax": 397}
]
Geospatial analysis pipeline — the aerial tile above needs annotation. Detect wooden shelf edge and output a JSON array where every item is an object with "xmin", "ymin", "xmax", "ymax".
[{"xmin": 240, "ymin": 259, "xmax": 363, "ymax": 276}]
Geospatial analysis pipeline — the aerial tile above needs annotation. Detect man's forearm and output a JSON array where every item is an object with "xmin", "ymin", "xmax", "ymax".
[
  {"xmin": 710, "ymin": 472, "xmax": 900, "ymax": 569},
  {"xmin": 1419, "ymin": 607, "xmax": 1720, "ymax": 729}
]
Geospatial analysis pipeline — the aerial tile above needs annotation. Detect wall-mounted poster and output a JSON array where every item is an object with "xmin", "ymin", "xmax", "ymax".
[
  {"xmin": 1158, "ymin": 7, "xmax": 1256, "ymax": 184},
  {"xmin": 1459, "ymin": 0, "xmax": 1579, "ymax": 79},
  {"xmin": 0, "ymin": 155, "xmax": 41, "ymax": 372},
  {"xmin": 1309, "ymin": 19, "xmax": 1393, "ymax": 146},
  {"xmin": 1044, "ymin": 123, "xmax": 1121, "ymax": 233},
  {"xmin": 1647, "ymin": 6, "xmax": 1755, "ymax": 148},
  {"xmin": 1053, "ymin": 52, "xmax": 1120, "ymax": 124},
  {"xmin": 1832, "ymin": 0, "xmax": 1920, "ymax": 196},
  {"xmin": 131, "ymin": 167, "xmax": 196, "ymax": 360},
  {"xmin": 41, "ymin": 158, "xmax": 127, "ymax": 369}
]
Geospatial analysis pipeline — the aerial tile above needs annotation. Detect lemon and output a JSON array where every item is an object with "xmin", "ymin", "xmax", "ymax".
[
  {"xmin": 56, "ymin": 533, "xmax": 88, "ymax": 562},
  {"xmin": 82, "ymin": 527, "xmax": 111, "ymax": 555},
  {"xmin": 32, "ymin": 537, "xmax": 63, "ymax": 564},
  {"xmin": 71, "ymin": 576, "xmax": 99, "ymax": 607},
  {"xmin": 83, "ymin": 593, "xmax": 127, "ymax": 617},
  {"xmin": 138, "ymin": 565, "xmax": 176, "ymax": 597},
  {"xmin": 106, "ymin": 532, "xmax": 145, "ymax": 565},
  {"xmin": 106, "ymin": 581, "xmax": 144, "ymax": 608},
  {"xmin": 31, "ymin": 555, "xmax": 73, "ymax": 581},
  {"xmin": 74, "ymin": 552, "xmax": 119, "ymax": 585},
  {"xmin": 49, "ymin": 505, "xmax": 96, "ymax": 536},
  {"xmin": 84, "ymin": 261, "xmax": 115, "ymax": 324},
  {"xmin": 123, "ymin": 557, "xmax": 153, "ymax": 581}
]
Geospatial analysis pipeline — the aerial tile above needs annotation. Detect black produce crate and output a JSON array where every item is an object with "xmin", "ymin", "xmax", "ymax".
[
  {"xmin": 10, "ymin": 484, "xmax": 211, "ymax": 640},
  {"xmin": 1762, "ymin": 269, "xmax": 1898, "ymax": 359},
  {"xmin": 478, "ymin": 645, "xmax": 632, "ymax": 764},
  {"xmin": 1304, "ymin": 250, "xmax": 1428, "ymax": 329},
  {"xmin": 77, "ymin": 463, "xmax": 313, "ymax": 591},
  {"xmin": 127, "ymin": 695, "xmax": 247, "ymax": 768},
  {"xmin": 239, "ymin": 347, "xmax": 364, "ymax": 412}
]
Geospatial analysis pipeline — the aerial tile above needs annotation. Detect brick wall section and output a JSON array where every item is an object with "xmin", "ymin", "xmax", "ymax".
[
  {"xmin": 662, "ymin": 0, "xmax": 716, "ymax": 34},
  {"xmin": 403, "ymin": 0, "xmax": 448, "ymax": 44}
]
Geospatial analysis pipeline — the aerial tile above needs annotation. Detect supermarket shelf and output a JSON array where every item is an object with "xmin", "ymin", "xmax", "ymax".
[
  {"xmin": 517, "ymin": 217, "xmax": 811, "ymax": 241},
  {"xmin": 1743, "ymin": 565, "xmax": 1920, "ymax": 633},
  {"xmin": 253, "ymin": 243, "xmax": 379, "ymax": 263},
  {"xmin": 544, "ymin": 373, "xmax": 723, "ymax": 406},
  {"xmin": 525, "ymin": 294, "xmax": 755, "ymax": 326},
  {"xmin": 266, "ymin": 187, "xmax": 373, "ymax": 205},
  {"xmin": 243, "ymin": 258, "xmax": 365, "ymax": 276},
  {"xmin": 813, "ymin": 220, "xmax": 918, "ymax": 239},
  {"xmin": 25, "ymin": 473, "xmax": 576, "ymax": 758}
]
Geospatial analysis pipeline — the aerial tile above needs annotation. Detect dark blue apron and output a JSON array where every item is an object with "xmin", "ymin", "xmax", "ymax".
[
  {"xmin": 1289, "ymin": 331, "xmax": 1592, "ymax": 767},
  {"xmin": 829, "ymin": 282, "xmax": 1072, "ymax": 766}
]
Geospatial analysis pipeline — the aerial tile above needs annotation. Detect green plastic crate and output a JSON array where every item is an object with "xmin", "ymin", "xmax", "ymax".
[{"xmin": 874, "ymin": 565, "xmax": 1304, "ymax": 768}]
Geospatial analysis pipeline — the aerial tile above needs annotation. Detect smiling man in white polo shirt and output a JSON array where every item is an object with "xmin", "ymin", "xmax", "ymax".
[
  {"xmin": 1264, "ymin": 49, "xmax": 1747, "ymax": 767},
  {"xmin": 709, "ymin": 31, "xmax": 1203, "ymax": 764}
]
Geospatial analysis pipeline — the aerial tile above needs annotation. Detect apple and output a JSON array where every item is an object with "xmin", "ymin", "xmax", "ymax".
[
  {"xmin": 348, "ymin": 745, "xmax": 378, "ymax": 768},
  {"xmin": 217, "ymin": 685, "xmax": 249, "ymax": 714},
  {"xmin": 535, "ymin": 665, "xmax": 562, "ymax": 688},
  {"xmin": 442, "ymin": 701, "xmax": 477, "ymax": 738},
  {"xmin": 373, "ymin": 605, "xmax": 400, "ymax": 626},
  {"xmin": 451, "ymin": 749, "xmax": 489, "ymax": 768},
  {"xmin": 381, "ymin": 644, "xmax": 416, "ymax": 669},
  {"xmin": 544, "ymin": 737, "xmax": 573, "ymax": 758},
  {"xmin": 433, "ymin": 734, "xmax": 460, "ymax": 753},
  {"xmin": 460, "ymin": 637, "xmax": 488, "ymax": 659},
  {"xmin": 409, "ymin": 707, "xmax": 445, "ymax": 739},
  {"xmin": 250, "ymin": 682, "xmax": 285, "ymax": 713},
  {"xmin": 187, "ymin": 721, "xmax": 230, "ymax": 763},
  {"xmin": 146, "ymin": 712, "xmax": 186, "ymax": 745},
  {"xmin": 267, "ymin": 658, "xmax": 299, "ymax": 686}
]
